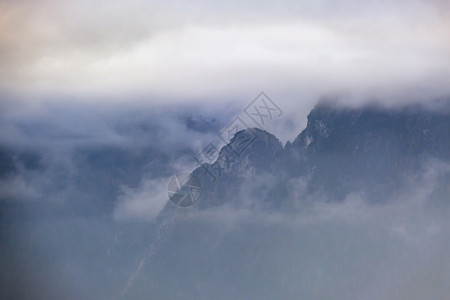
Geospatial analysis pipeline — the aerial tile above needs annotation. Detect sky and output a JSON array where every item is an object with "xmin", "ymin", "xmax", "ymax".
[
  {"xmin": 1, "ymin": 0, "xmax": 449, "ymax": 216},
  {"xmin": 1, "ymin": 0, "xmax": 449, "ymax": 109},
  {"xmin": 1, "ymin": 0, "xmax": 449, "ymax": 212}
]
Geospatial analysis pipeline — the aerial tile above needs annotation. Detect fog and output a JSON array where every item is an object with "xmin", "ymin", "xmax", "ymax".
[
  {"xmin": 1, "ymin": 0, "xmax": 450, "ymax": 298},
  {"xmin": 1, "ymin": 99, "xmax": 449, "ymax": 299},
  {"xmin": 5, "ymin": 159, "xmax": 447, "ymax": 299}
]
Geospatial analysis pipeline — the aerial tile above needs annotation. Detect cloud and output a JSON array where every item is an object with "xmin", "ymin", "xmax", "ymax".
[
  {"xmin": 0, "ymin": 171, "xmax": 43, "ymax": 201},
  {"xmin": 113, "ymin": 177, "xmax": 169, "ymax": 221},
  {"xmin": 181, "ymin": 158, "xmax": 450, "ymax": 235},
  {"xmin": 152, "ymin": 158, "xmax": 450, "ymax": 299},
  {"xmin": 0, "ymin": 1, "xmax": 449, "ymax": 295},
  {"xmin": 0, "ymin": 101, "xmax": 234, "ymax": 209},
  {"xmin": 0, "ymin": 101, "xmax": 448, "ymax": 298},
  {"xmin": 0, "ymin": 0, "xmax": 449, "ymax": 109},
  {"xmin": 1, "ymin": 0, "xmax": 449, "ymax": 144}
]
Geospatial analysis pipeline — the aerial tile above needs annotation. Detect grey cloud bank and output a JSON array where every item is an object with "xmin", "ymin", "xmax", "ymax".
[{"xmin": 0, "ymin": 0, "xmax": 449, "ymax": 109}]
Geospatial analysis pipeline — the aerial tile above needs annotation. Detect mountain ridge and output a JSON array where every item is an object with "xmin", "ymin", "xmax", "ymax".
[{"xmin": 186, "ymin": 101, "xmax": 450, "ymax": 209}]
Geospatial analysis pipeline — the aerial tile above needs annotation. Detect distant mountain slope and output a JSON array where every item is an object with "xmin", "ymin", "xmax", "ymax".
[
  {"xmin": 134, "ymin": 102, "xmax": 450, "ymax": 300},
  {"xmin": 189, "ymin": 102, "xmax": 450, "ymax": 208}
]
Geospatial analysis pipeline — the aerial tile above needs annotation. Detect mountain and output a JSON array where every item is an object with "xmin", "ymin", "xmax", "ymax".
[
  {"xmin": 187, "ymin": 101, "xmax": 450, "ymax": 209},
  {"xmin": 2, "ymin": 100, "xmax": 450, "ymax": 299},
  {"xmin": 128, "ymin": 101, "xmax": 450, "ymax": 300}
]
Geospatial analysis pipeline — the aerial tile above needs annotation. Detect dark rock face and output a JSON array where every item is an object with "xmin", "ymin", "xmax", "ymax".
[
  {"xmin": 192, "ymin": 128, "xmax": 284, "ymax": 209},
  {"xmin": 191, "ymin": 102, "xmax": 450, "ymax": 208}
]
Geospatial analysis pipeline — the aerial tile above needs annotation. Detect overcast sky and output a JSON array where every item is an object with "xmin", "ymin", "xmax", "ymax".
[{"xmin": 1, "ymin": 0, "xmax": 449, "ymax": 109}]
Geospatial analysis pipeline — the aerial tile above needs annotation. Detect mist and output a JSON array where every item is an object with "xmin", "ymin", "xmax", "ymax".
[
  {"xmin": 2, "ymin": 99, "xmax": 449, "ymax": 299},
  {"xmin": 1, "ymin": 0, "xmax": 450, "ymax": 298}
]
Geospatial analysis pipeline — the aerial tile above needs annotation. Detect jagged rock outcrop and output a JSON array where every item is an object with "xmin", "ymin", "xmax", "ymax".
[{"xmin": 188, "ymin": 101, "xmax": 450, "ymax": 208}]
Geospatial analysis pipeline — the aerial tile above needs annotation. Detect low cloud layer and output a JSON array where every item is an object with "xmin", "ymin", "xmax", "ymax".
[
  {"xmin": 148, "ymin": 159, "xmax": 450, "ymax": 299},
  {"xmin": 1, "ymin": 101, "xmax": 449, "ymax": 299},
  {"xmin": 0, "ymin": 101, "xmax": 232, "ymax": 211},
  {"xmin": 114, "ymin": 177, "xmax": 169, "ymax": 221}
]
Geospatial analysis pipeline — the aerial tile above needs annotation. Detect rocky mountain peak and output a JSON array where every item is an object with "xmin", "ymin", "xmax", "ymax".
[{"xmin": 188, "ymin": 102, "xmax": 450, "ymax": 208}]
